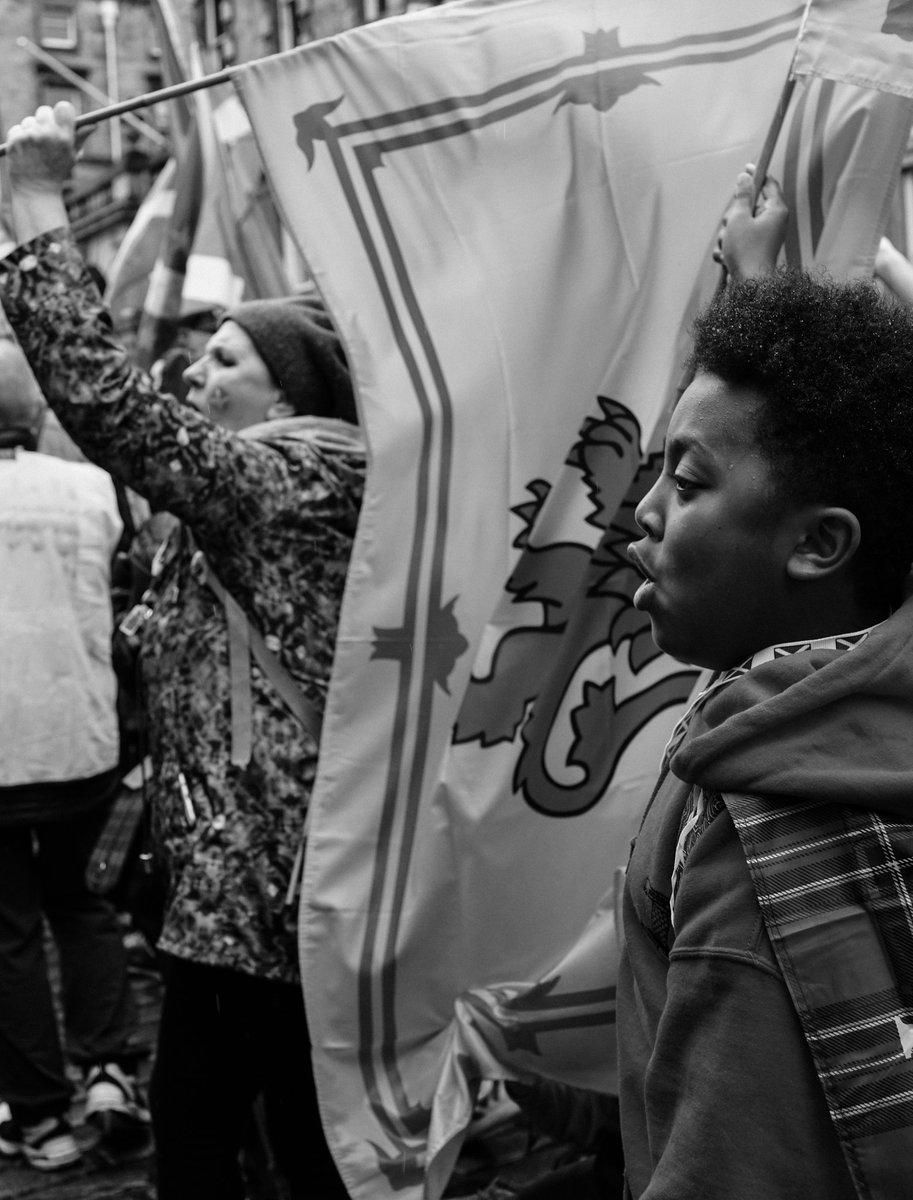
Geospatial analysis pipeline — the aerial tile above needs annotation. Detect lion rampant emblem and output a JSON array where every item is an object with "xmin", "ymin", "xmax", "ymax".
[{"xmin": 453, "ymin": 396, "xmax": 698, "ymax": 816}]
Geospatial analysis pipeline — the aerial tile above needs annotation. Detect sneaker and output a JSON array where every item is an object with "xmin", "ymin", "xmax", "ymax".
[
  {"xmin": 84, "ymin": 1062, "xmax": 151, "ymax": 1134},
  {"xmin": 0, "ymin": 1103, "xmax": 81, "ymax": 1171},
  {"xmin": 0, "ymin": 1101, "xmax": 18, "ymax": 1159}
]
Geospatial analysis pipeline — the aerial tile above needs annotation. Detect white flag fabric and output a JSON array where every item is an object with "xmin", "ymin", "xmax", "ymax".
[
  {"xmin": 793, "ymin": 0, "xmax": 913, "ymax": 97},
  {"xmin": 232, "ymin": 1, "xmax": 811, "ymax": 1195}
]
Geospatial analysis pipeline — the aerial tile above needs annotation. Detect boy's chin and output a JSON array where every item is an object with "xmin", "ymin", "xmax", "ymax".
[{"xmin": 651, "ymin": 625, "xmax": 731, "ymax": 673}]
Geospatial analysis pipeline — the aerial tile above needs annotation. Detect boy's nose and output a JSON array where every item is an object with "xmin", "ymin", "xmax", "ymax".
[{"xmin": 634, "ymin": 480, "xmax": 662, "ymax": 539}]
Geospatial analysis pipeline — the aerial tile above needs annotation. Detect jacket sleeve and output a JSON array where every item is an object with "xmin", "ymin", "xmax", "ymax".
[
  {"xmin": 0, "ymin": 231, "xmax": 305, "ymax": 548},
  {"xmin": 620, "ymin": 804, "xmax": 857, "ymax": 1200}
]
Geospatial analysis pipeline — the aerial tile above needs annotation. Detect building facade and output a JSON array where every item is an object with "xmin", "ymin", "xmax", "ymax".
[{"xmin": 0, "ymin": 0, "xmax": 443, "ymax": 274}]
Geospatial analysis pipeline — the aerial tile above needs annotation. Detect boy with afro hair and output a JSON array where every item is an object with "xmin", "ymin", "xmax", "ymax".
[{"xmin": 618, "ymin": 176, "xmax": 913, "ymax": 1200}]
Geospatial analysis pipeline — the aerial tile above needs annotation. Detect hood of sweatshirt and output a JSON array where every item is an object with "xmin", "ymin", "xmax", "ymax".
[{"xmin": 670, "ymin": 598, "xmax": 913, "ymax": 818}]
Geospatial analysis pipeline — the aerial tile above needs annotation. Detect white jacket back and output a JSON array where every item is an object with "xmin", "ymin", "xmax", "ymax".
[{"xmin": 0, "ymin": 450, "xmax": 122, "ymax": 786}]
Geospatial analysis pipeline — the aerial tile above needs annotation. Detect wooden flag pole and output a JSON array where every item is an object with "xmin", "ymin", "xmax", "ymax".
[
  {"xmin": 674, "ymin": 66, "xmax": 799, "ymax": 403},
  {"xmin": 0, "ymin": 69, "xmax": 233, "ymax": 158},
  {"xmin": 701, "ymin": 0, "xmax": 811, "ymax": 293},
  {"xmin": 16, "ymin": 37, "xmax": 169, "ymax": 148},
  {"xmin": 713, "ymin": 70, "xmax": 797, "ymax": 289},
  {"xmin": 749, "ymin": 74, "xmax": 797, "ymax": 207}
]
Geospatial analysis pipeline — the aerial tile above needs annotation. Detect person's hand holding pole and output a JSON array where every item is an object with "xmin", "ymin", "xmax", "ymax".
[
  {"xmin": 714, "ymin": 164, "xmax": 788, "ymax": 280},
  {"xmin": 5, "ymin": 102, "xmax": 78, "ymax": 246}
]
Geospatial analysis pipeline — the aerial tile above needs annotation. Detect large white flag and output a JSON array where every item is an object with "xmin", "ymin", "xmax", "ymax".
[{"xmin": 232, "ymin": 1, "xmax": 820, "ymax": 1195}]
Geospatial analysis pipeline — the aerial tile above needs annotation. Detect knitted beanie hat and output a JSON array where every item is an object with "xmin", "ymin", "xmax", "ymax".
[{"xmin": 221, "ymin": 294, "xmax": 357, "ymax": 425}]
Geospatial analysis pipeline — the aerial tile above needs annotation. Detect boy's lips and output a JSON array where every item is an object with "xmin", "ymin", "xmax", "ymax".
[
  {"xmin": 627, "ymin": 543, "xmax": 654, "ymax": 581},
  {"xmin": 627, "ymin": 543, "xmax": 656, "ymax": 607}
]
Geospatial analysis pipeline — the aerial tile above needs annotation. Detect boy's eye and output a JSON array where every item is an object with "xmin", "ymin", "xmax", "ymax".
[{"xmin": 671, "ymin": 473, "xmax": 700, "ymax": 495}]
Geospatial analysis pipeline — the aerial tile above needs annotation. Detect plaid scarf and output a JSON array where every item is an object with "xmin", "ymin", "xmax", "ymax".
[
  {"xmin": 727, "ymin": 787, "xmax": 913, "ymax": 1199},
  {"xmin": 667, "ymin": 629, "xmax": 871, "ymax": 928}
]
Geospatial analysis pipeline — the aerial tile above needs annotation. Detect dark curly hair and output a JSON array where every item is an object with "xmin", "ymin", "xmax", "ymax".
[{"xmin": 687, "ymin": 270, "xmax": 913, "ymax": 612}]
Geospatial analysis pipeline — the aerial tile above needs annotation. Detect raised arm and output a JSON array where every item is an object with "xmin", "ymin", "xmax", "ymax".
[
  {"xmin": 0, "ymin": 103, "xmax": 299, "ymax": 552},
  {"xmin": 874, "ymin": 236, "xmax": 913, "ymax": 308}
]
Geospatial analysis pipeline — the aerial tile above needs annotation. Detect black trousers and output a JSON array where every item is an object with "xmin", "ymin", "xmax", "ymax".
[
  {"xmin": 0, "ymin": 802, "xmax": 137, "ymax": 1124},
  {"xmin": 150, "ymin": 956, "xmax": 350, "ymax": 1200}
]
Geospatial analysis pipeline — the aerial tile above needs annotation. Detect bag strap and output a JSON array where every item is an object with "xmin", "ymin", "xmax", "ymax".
[
  {"xmin": 112, "ymin": 478, "xmax": 137, "ymax": 543},
  {"xmin": 190, "ymin": 543, "xmax": 323, "ymax": 766}
]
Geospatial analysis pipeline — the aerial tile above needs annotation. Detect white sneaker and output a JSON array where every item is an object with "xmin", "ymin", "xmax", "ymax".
[
  {"xmin": 0, "ymin": 1101, "xmax": 15, "ymax": 1157},
  {"xmin": 0, "ymin": 1104, "xmax": 81, "ymax": 1171},
  {"xmin": 84, "ymin": 1062, "xmax": 151, "ymax": 1133}
]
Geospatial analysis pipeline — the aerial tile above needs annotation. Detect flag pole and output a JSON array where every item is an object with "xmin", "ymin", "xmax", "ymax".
[
  {"xmin": 674, "ymin": 1, "xmax": 812, "ymax": 402},
  {"xmin": 674, "ymin": 64, "xmax": 800, "ymax": 403},
  {"xmin": 710, "ymin": 0, "xmax": 812, "ymax": 277},
  {"xmin": 749, "ymin": 74, "xmax": 797, "ymax": 206},
  {"xmin": 734, "ymin": 0, "xmax": 813, "ymax": 214},
  {"xmin": 16, "ymin": 38, "xmax": 168, "ymax": 148},
  {"xmin": 0, "ymin": 69, "xmax": 233, "ymax": 158},
  {"xmin": 713, "ymin": 69, "xmax": 796, "ymax": 289}
]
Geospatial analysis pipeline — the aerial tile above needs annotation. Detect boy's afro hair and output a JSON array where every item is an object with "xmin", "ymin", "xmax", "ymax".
[{"xmin": 688, "ymin": 270, "xmax": 913, "ymax": 611}]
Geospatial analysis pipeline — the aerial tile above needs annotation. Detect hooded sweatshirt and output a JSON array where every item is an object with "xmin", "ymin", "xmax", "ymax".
[{"xmin": 617, "ymin": 606, "xmax": 913, "ymax": 1200}]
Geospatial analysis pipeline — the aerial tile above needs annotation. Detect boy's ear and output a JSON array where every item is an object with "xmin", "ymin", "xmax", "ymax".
[{"xmin": 786, "ymin": 506, "xmax": 861, "ymax": 582}]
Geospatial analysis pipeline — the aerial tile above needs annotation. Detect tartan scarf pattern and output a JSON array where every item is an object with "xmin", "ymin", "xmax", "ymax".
[
  {"xmin": 667, "ymin": 628, "xmax": 872, "ymax": 928},
  {"xmin": 727, "ymin": 792, "xmax": 913, "ymax": 1199}
]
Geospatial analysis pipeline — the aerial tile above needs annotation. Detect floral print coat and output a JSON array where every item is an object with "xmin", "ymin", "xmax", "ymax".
[{"xmin": 0, "ymin": 232, "xmax": 366, "ymax": 983}]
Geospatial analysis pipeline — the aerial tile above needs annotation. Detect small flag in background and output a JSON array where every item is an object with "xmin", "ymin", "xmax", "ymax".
[
  {"xmin": 133, "ymin": 120, "xmax": 209, "ymax": 368},
  {"xmin": 104, "ymin": 159, "xmax": 176, "ymax": 334},
  {"xmin": 130, "ymin": 0, "xmax": 206, "ymax": 367},
  {"xmin": 190, "ymin": 73, "xmax": 292, "ymax": 303},
  {"xmin": 105, "ymin": 0, "xmax": 192, "ymax": 344},
  {"xmin": 150, "ymin": 0, "xmax": 194, "ymax": 150},
  {"xmin": 793, "ymin": 0, "xmax": 913, "ymax": 96},
  {"xmin": 774, "ymin": 73, "xmax": 913, "ymax": 276},
  {"xmin": 125, "ymin": 0, "xmax": 289, "ymax": 368}
]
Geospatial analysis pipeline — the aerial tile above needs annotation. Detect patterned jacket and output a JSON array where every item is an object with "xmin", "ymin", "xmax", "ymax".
[{"xmin": 0, "ymin": 231, "xmax": 366, "ymax": 983}]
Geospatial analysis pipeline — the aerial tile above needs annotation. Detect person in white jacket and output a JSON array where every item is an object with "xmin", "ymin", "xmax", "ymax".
[{"xmin": 0, "ymin": 337, "xmax": 149, "ymax": 1172}]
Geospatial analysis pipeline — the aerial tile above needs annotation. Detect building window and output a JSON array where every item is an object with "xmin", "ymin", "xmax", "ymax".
[
  {"xmin": 38, "ymin": 78, "xmax": 83, "ymax": 115},
  {"xmin": 39, "ymin": 2, "xmax": 79, "ymax": 51},
  {"xmin": 276, "ymin": 0, "xmax": 313, "ymax": 50},
  {"xmin": 144, "ymin": 71, "xmax": 173, "ymax": 136},
  {"xmin": 200, "ymin": 0, "xmax": 237, "ymax": 66},
  {"xmin": 362, "ymin": 0, "xmax": 443, "ymax": 20}
]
